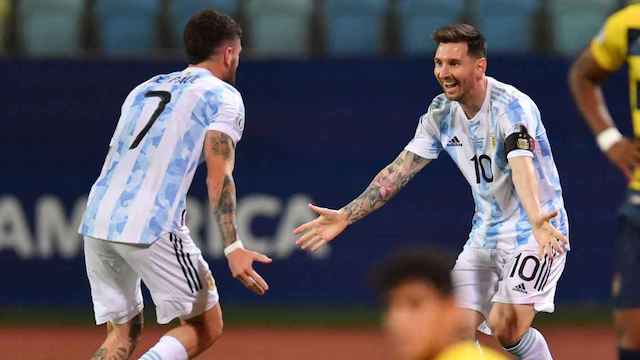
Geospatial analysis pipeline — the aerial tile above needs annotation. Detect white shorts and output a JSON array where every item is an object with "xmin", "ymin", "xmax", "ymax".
[
  {"xmin": 451, "ymin": 245, "xmax": 566, "ymax": 321},
  {"xmin": 84, "ymin": 229, "xmax": 219, "ymax": 325}
]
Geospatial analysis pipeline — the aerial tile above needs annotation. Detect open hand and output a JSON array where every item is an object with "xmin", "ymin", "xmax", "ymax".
[
  {"xmin": 606, "ymin": 137, "xmax": 640, "ymax": 180},
  {"xmin": 227, "ymin": 248, "xmax": 272, "ymax": 295},
  {"xmin": 293, "ymin": 204, "xmax": 349, "ymax": 252},
  {"xmin": 532, "ymin": 211, "xmax": 568, "ymax": 258}
]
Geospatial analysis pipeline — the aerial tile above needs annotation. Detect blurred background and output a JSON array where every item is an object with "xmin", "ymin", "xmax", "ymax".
[{"xmin": 0, "ymin": 0, "xmax": 636, "ymax": 359}]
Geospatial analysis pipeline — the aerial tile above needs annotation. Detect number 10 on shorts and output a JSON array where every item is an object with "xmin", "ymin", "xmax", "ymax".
[{"xmin": 509, "ymin": 253, "xmax": 553, "ymax": 292}]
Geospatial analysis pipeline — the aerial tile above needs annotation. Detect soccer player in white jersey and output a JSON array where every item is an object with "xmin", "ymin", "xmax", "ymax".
[
  {"xmin": 293, "ymin": 24, "xmax": 569, "ymax": 359},
  {"xmin": 78, "ymin": 10, "xmax": 271, "ymax": 360}
]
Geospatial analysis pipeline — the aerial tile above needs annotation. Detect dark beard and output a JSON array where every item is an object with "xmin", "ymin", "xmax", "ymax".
[{"xmin": 222, "ymin": 72, "xmax": 236, "ymax": 85}]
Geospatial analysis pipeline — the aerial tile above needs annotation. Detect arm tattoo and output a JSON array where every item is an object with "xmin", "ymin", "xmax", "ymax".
[
  {"xmin": 205, "ymin": 130, "xmax": 239, "ymax": 248},
  {"xmin": 342, "ymin": 151, "xmax": 429, "ymax": 224},
  {"xmin": 214, "ymin": 174, "xmax": 238, "ymax": 248},
  {"xmin": 209, "ymin": 131, "xmax": 235, "ymax": 160}
]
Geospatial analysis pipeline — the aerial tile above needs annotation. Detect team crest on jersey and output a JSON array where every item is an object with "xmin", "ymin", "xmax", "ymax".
[
  {"xmin": 237, "ymin": 114, "xmax": 245, "ymax": 131},
  {"xmin": 490, "ymin": 135, "xmax": 496, "ymax": 149}
]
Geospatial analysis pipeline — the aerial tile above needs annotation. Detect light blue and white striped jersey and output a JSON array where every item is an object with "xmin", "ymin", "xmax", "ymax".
[
  {"xmin": 79, "ymin": 67, "xmax": 245, "ymax": 245},
  {"xmin": 405, "ymin": 77, "xmax": 568, "ymax": 250}
]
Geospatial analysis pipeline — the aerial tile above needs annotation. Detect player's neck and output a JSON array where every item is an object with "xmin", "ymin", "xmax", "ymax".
[
  {"xmin": 189, "ymin": 60, "xmax": 226, "ymax": 80},
  {"xmin": 460, "ymin": 77, "xmax": 487, "ymax": 120}
]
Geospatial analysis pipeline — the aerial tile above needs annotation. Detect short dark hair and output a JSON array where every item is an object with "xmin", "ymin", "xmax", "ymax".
[
  {"xmin": 183, "ymin": 10, "xmax": 242, "ymax": 64},
  {"xmin": 372, "ymin": 247, "xmax": 455, "ymax": 297},
  {"xmin": 432, "ymin": 23, "xmax": 486, "ymax": 58}
]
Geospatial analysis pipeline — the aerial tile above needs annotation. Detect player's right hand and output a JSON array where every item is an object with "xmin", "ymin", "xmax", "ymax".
[
  {"xmin": 293, "ymin": 204, "xmax": 349, "ymax": 252},
  {"xmin": 606, "ymin": 137, "xmax": 640, "ymax": 180},
  {"xmin": 227, "ymin": 248, "xmax": 272, "ymax": 295}
]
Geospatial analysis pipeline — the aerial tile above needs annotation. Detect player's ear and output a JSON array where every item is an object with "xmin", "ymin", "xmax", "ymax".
[
  {"xmin": 476, "ymin": 57, "xmax": 487, "ymax": 74},
  {"xmin": 223, "ymin": 45, "xmax": 234, "ymax": 67}
]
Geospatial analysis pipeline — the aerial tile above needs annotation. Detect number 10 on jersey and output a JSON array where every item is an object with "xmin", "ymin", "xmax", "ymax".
[{"xmin": 471, "ymin": 154, "xmax": 493, "ymax": 184}]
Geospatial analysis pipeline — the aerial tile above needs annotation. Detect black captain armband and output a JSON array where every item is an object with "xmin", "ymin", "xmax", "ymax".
[{"xmin": 504, "ymin": 125, "xmax": 535, "ymax": 157}]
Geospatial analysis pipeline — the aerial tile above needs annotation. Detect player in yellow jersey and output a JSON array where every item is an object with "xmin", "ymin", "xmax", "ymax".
[
  {"xmin": 569, "ymin": 3, "xmax": 640, "ymax": 359},
  {"xmin": 373, "ymin": 248, "xmax": 507, "ymax": 360}
]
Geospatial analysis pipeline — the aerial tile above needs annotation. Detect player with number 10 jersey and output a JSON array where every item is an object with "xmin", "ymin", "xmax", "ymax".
[{"xmin": 407, "ymin": 76, "xmax": 569, "ymax": 251}]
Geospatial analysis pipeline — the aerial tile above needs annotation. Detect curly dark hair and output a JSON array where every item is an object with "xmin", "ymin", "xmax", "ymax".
[{"xmin": 184, "ymin": 9, "xmax": 242, "ymax": 64}]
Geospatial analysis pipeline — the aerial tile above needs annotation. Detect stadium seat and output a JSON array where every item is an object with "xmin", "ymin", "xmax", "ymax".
[
  {"xmin": 19, "ymin": 0, "xmax": 84, "ymax": 56},
  {"xmin": 324, "ymin": 0, "xmax": 388, "ymax": 56},
  {"xmin": 245, "ymin": 0, "xmax": 313, "ymax": 58},
  {"xmin": 96, "ymin": 0, "xmax": 159, "ymax": 56},
  {"xmin": 169, "ymin": 0, "xmax": 239, "ymax": 47},
  {"xmin": 398, "ymin": 0, "xmax": 465, "ymax": 55},
  {"xmin": 0, "ymin": 0, "xmax": 8, "ymax": 53},
  {"xmin": 549, "ymin": 0, "xmax": 618, "ymax": 56},
  {"xmin": 474, "ymin": 0, "xmax": 541, "ymax": 54}
]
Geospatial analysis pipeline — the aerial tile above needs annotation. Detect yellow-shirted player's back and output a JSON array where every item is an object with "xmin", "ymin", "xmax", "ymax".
[
  {"xmin": 590, "ymin": 3, "xmax": 640, "ymax": 188},
  {"xmin": 433, "ymin": 342, "xmax": 507, "ymax": 360}
]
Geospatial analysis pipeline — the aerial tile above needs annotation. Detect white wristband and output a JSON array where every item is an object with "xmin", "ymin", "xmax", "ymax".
[
  {"xmin": 596, "ymin": 127, "xmax": 623, "ymax": 152},
  {"xmin": 224, "ymin": 240, "xmax": 245, "ymax": 257}
]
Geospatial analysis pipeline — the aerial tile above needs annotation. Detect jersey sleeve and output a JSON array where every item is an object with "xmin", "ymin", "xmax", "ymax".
[
  {"xmin": 590, "ymin": 10, "xmax": 627, "ymax": 72},
  {"xmin": 498, "ymin": 99, "xmax": 540, "ymax": 159},
  {"xmin": 207, "ymin": 90, "xmax": 245, "ymax": 144},
  {"xmin": 404, "ymin": 101, "xmax": 444, "ymax": 159}
]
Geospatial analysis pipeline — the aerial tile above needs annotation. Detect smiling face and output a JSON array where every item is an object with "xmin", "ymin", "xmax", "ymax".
[{"xmin": 433, "ymin": 42, "xmax": 485, "ymax": 102}]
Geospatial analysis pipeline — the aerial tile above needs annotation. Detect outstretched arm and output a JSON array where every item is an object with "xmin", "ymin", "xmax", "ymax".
[
  {"xmin": 509, "ymin": 156, "xmax": 568, "ymax": 258},
  {"xmin": 294, "ymin": 150, "xmax": 431, "ymax": 252},
  {"xmin": 204, "ymin": 130, "xmax": 272, "ymax": 295},
  {"xmin": 342, "ymin": 150, "xmax": 431, "ymax": 224}
]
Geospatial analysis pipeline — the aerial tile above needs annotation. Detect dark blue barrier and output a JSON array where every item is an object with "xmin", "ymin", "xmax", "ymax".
[{"xmin": 0, "ymin": 57, "xmax": 631, "ymax": 307}]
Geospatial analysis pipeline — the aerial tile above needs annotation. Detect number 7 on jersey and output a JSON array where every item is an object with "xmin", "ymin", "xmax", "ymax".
[{"xmin": 129, "ymin": 90, "xmax": 172, "ymax": 150}]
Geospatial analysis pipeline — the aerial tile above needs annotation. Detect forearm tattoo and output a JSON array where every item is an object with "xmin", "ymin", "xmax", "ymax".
[
  {"xmin": 206, "ymin": 131, "xmax": 239, "ymax": 248},
  {"xmin": 214, "ymin": 174, "xmax": 238, "ymax": 248},
  {"xmin": 342, "ymin": 151, "xmax": 429, "ymax": 224}
]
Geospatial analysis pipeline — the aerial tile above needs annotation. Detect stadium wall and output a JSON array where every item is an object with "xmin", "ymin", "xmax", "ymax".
[{"xmin": 0, "ymin": 57, "xmax": 630, "ymax": 307}]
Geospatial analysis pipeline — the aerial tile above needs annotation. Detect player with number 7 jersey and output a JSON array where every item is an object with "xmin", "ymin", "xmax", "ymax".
[
  {"xmin": 78, "ymin": 10, "xmax": 272, "ymax": 360},
  {"xmin": 79, "ymin": 67, "xmax": 244, "ymax": 245}
]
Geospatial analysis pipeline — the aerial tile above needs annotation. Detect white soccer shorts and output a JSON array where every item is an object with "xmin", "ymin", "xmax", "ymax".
[
  {"xmin": 451, "ymin": 245, "xmax": 566, "ymax": 320},
  {"xmin": 84, "ymin": 229, "xmax": 219, "ymax": 325}
]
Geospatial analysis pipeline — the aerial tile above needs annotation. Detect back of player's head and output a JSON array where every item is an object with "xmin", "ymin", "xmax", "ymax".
[
  {"xmin": 372, "ymin": 247, "xmax": 455, "ymax": 298},
  {"xmin": 432, "ymin": 24, "xmax": 486, "ymax": 58},
  {"xmin": 184, "ymin": 9, "xmax": 242, "ymax": 64}
]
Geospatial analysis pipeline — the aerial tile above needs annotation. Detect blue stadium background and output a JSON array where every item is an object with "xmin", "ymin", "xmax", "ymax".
[{"xmin": 0, "ymin": 0, "xmax": 635, "ymax": 311}]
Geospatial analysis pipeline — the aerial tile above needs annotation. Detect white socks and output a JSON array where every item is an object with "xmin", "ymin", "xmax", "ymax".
[
  {"xmin": 139, "ymin": 336, "xmax": 188, "ymax": 360},
  {"xmin": 503, "ymin": 328, "xmax": 552, "ymax": 360}
]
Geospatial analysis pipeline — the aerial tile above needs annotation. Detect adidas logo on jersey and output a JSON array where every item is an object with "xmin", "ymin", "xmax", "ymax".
[
  {"xmin": 512, "ymin": 283, "xmax": 528, "ymax": 294},
  {"xmin": 446, "ymin": 136, "xmax": 463, "ymax": 147}
]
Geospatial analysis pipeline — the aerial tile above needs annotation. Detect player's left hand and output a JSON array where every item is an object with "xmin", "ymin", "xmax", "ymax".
[
  {"xmin": 227, "ymin": 248, "xmax": 272, "ymax": 295},
  {"xmin": 532, "ymin": 210, "xmax": 568, "ymax": 258}
]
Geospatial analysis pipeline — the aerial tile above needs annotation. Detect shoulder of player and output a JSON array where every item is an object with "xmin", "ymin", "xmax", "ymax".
[
  {"xmin": 195, "ymin": 78, "xmax": 244, "ymax": 106},
  {"xmin": 426, "ymin": 93, "xmax": 453, "ymax": 119},
  {"xmin": 608, "ymin": 3, "xmax": 640, "ymax": 27},
  {"xmin": 598, "ymin": 3, "xmax": 640, "ymax": 37},
  {"xmin": 434, "ymin": 342, "xmax": 506, "ymax": 360},
  {"xmin": 488, "ymin": 79, "xmax": 537, "ymax": 115}
]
